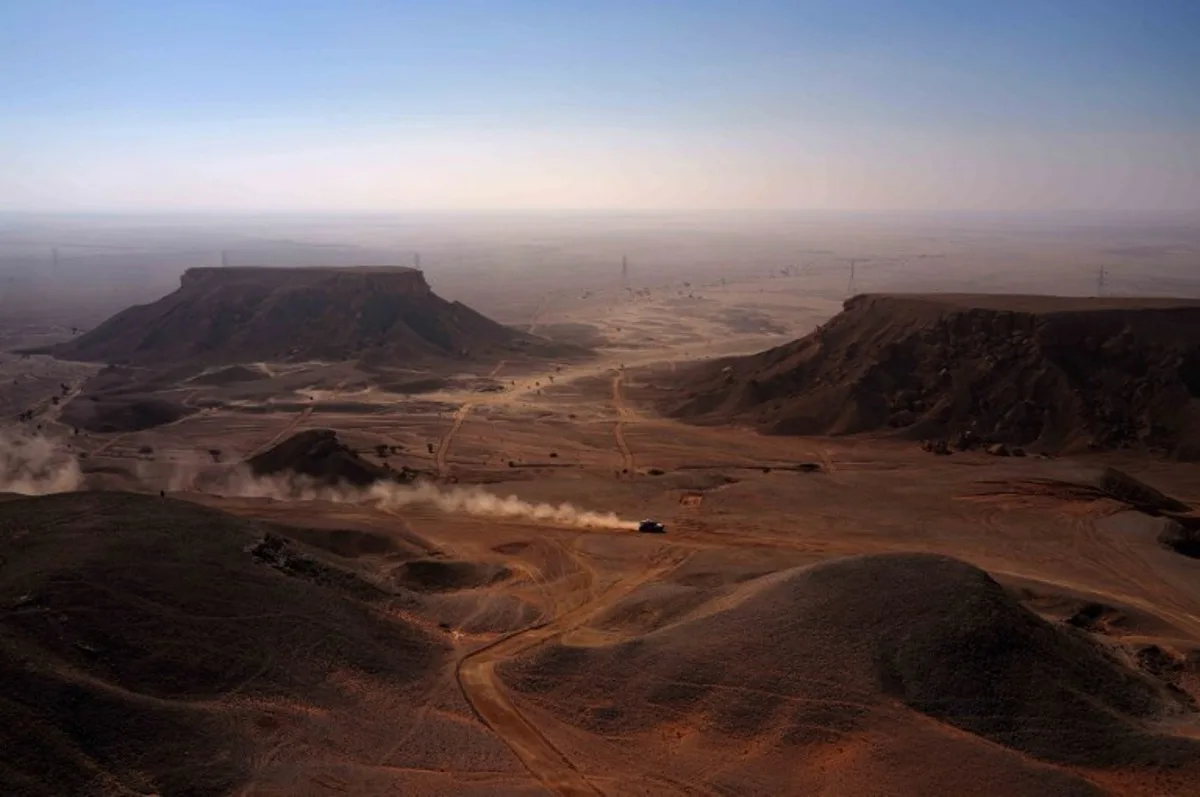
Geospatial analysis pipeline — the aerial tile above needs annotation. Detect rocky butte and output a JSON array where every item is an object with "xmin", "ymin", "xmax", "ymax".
[{"xmin": 43, "ymin": 266, "xmax": 568, "ymax": 368}]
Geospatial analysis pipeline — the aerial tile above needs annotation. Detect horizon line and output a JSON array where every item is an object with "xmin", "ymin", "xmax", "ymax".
[{"xmin": 2, "ymin": 207, "xmax": 1198, "ymax": 217}]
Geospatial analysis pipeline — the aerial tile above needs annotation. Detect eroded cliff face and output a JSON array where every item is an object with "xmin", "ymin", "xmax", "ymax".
[
  {"xmin": 668, "ymin": 294, "xmax": 1200, "ymax": 458},
  {"xmin": 49, "ymin": 266, "xmax": 538, "ymax": 367}
]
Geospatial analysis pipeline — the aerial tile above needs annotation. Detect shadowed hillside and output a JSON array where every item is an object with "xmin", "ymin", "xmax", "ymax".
[
  {"xmin": 43, "ymin": 266, "xmax": 577, "ymax": 367},
  {"xmin": 0, "ymin": 492, "xmax": 446, "ymax": 797},
  {"xmin": 666, "ymin": 294, "xmax": 1200, "ymax": 457},
  {"xmin": 502, "ymin": 553, "xmax": 1200, "ymax": 795}
]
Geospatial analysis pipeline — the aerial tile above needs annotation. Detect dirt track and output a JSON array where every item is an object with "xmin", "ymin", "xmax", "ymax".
[
  {"xmin": 611, "ymin": 372, "xmax": 635, "ymax": 474},
  {"xmin": 456, "ymin": 544, "xmax": 690, "ymax": 796},
  {"xmin": 24, "ymin": 274, "xmax": 1200, "ymax": 796},
  {"xmin": 245, "ymin": 406, "xmax": 313, "ymax": 460},
  {"xmin": 436, "ymin": 404, "xmax": 473, "ymax": 478}
]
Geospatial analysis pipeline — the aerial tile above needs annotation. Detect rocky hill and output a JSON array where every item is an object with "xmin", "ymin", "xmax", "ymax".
[
  {"xmin": 247, "ymin": 429, "xmax": 414, "ymax": 487},
  {"xmin": 0, "ymin": 492, "xmax": 445, "ymax": 796},
  {"xmin": 43, "ymin": 266, "xmax": 570, "ymax": 367},
  {"xmin": 502, "ymin": 553, "xmax": 1200, "ymax": 794},
  {"xmin": 666, "ymin": 294, "xmax": 1200, "ymax": 457}
]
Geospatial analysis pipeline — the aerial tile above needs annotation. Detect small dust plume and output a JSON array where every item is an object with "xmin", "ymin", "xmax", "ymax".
[
  {"xmin": 368, "ymin": 481, "xmax": 633, "ymax": 530},
  {"xmin": 178, "ymin": 464, "xmax": 635, "ymax": 530},
  {"xmin": 0, "ymin": 431, "xmax": 83, "ymax": 495}
]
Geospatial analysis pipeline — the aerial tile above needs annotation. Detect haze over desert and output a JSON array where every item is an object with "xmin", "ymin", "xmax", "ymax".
[{"xmin": 3, "ymin": 1, "xmax": 1200, "ymax": 795}]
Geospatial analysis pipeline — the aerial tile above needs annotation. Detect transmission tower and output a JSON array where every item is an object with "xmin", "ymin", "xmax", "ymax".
[
  {"xmin": 621, "ymin": 255, "xmax": 629, "ymax": 290},
  {"xmin": 846, "ymin": 259, "xmax": 860, "ymax": 296},
  {"xmin": 1097, "ymin": 266, "xmax": 1107, "ymax": 297}
]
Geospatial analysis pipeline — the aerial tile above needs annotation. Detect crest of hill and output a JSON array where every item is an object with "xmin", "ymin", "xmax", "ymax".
[
  {"xmin": 0, "ymin": 491, "xmax": 445, "ymax": 797},
  {"xmin": 666, "ymin": 293, "xmax": 1200, "ymax": 457},
  {"xmin": 502, "ymin": 553, "xmax": 1199, "ymax": 793},
  {"xmin": 43, "ymin": 266, "xmax": 574, "ymax": 367}
]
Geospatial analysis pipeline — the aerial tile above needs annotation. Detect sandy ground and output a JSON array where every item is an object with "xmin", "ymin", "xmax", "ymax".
[{"xmin": 4, "ymin": 266, "xmax": 1200, "ymax": 796}]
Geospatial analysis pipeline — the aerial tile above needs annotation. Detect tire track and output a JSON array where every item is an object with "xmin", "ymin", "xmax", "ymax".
[
  {"xmin": 1065, "ymin": 506, "xmax": 1200, "ymax": 635},
  {"xmin": 528, "ymin": 293, "xmax": 552, "ymax": 335},
  {"xmin": 436, "ymin": 403, "xmax": 473, "ymax": 479},
  {"xmin": 245, "ymin": 407, "xmax": 313, "ymax": 460},
  {"xmin": 457, "ymin": 545, "xmax": 691, "ymax": 797},
  {"xmin": 436, "ymin": 359, "xmax": 505, "ymax": 477},
  {"xmin": 89, "ymin": 399, "xmax": 218, "ymax": 459},
  {"xmin": 611, "ymin": 372, "xmax": 635, "ymax": 474},
  {"xmin": 246, "ymin": 373, "xmax": 358, "ymax": 459},
  {"xmin": 36, "ymin": 380, "xmax": 86, "ymax": 435}
]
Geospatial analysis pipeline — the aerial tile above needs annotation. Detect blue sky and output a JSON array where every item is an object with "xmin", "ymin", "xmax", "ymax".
[{"xmin": 2, "ymin": 0, "xmax": 1198, "ymax": 211}]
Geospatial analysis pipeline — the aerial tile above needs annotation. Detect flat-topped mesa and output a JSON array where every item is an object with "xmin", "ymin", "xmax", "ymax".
[
  {"xmin": 46, "ymin": 265, "xmax": 564, "ymax": 367},
  {"xmin": 179, "ymin": 266, "xmax": 432, "ymax": 296},
  {"xmin": 667, "ymin": 292, "xmax": 1200, "ymax": 458}
]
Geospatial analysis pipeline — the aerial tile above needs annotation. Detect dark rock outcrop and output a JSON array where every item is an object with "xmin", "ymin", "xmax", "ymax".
[
  {"xmin": 247, "ymin": 429, "xmax": 410, "ymax": 487},
  {"xmin": 42, "ymin": 266, "xmax": 574, "ymax": 367},
  {"xmin": 667, "ymin": 294, "xmax": 1200, "ymax": 457}
]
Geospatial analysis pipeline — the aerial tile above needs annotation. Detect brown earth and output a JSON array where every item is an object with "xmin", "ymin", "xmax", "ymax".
[
  {"xmin": 39, "ymin": 266, "xmax": 580, "ymax": 368},
  {"xmin": 663, "ymin": 294, "xmax": 1200, "ymax": 458},
  {"xmin": 7, "ymin": 269, "xmax": 1200, "ymax": 796},
  {"xmin": 0, "ymin": 492, "xmax": 447, "ymax": 797},
  {"xmin": 189, "ymin": 365, "xmax": 270, "ymax": 386},
  {"xmin": 393, "ymin": 559, "xmax": 513, "ymax": 592},
  {"xmin": 502, "ymin": 553, "xmax": 1199, "ymax": 795}
]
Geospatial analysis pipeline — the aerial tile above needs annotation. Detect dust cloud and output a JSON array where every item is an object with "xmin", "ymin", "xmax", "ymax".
[
  {"xmin": 154, "ymin": 463, "xmax": 637, "ymax": 531},
  {"xmin": 3, "ymin": 435, "xmax": 634, "ymax": 529},
  {"xmin": 0, "ymin": 431, "xmax": 83, "ymax": 495},
  {"xmin": 369, "ymin": 481, "xmax": 634, "ymax": 530},
  {"xmin": 226, "ymin": 472, "xmax": 633, "ymax": 530}
]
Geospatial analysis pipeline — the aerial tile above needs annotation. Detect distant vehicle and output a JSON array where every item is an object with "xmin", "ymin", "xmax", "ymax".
[{"xmin": 637, "ymin": 519, "xmax": 666, "ymax": 534}]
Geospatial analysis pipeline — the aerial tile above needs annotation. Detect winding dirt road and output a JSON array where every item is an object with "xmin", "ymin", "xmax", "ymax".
[
  {"xmin": 89, "ymin": 387, "xmax": 218, "ymax": 458},
  {"xmin": 436, "ymin": 403, "xmax": 473, "ymax": 478},
  {"xmin": 456, "ymin": 545, "xmax": 691, "ymax": 797},
  {"xmin": 435, "ymin": 358, "xmax": 509, "ymax": 477},
  {"xmin": 611, "ymin": 372, "xmax": 636, "ymax": 474}
]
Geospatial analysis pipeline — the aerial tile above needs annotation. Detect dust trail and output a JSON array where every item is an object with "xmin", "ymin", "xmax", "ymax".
[
  {"xmin": 1, "ymin": 432, "xmax": 636, "ymax": 530},
  {"xmin": 369, "ymin": 481, "xmax": 633, "ymax": 530},
  {"xmin": 163, "ymin": 464, "xmax": 637, "ymax": 531},
  {"xmin": 0, "ymin": 431, "xmax": 83, "ymax": 495}
]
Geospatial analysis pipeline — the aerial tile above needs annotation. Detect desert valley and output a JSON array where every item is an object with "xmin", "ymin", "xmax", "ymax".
[{"xmin": 3, "ymin": 218, "xmax": 1200, "ymax": 796}]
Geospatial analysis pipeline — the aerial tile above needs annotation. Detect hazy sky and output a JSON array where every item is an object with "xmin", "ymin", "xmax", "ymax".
[{"xmin": 2, "ymin": 1, "xmax": 1198, "ymax": 212}]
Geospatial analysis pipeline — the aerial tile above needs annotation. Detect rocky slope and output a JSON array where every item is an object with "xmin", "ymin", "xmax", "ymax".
[
  {"xmin": 43, "ymin": 266, "xmax": 570, "ymax": 367},
  {"xmin": 502, "ymin": 553, "xmax": 1200, "ymax": 795},
  {"xmin": 0, "ymin": 492, "xmax": 445, "ymax": 796},
  {"xmin": 666, "ymin": 294, "xmax": 1200, "ymax": 457}
]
